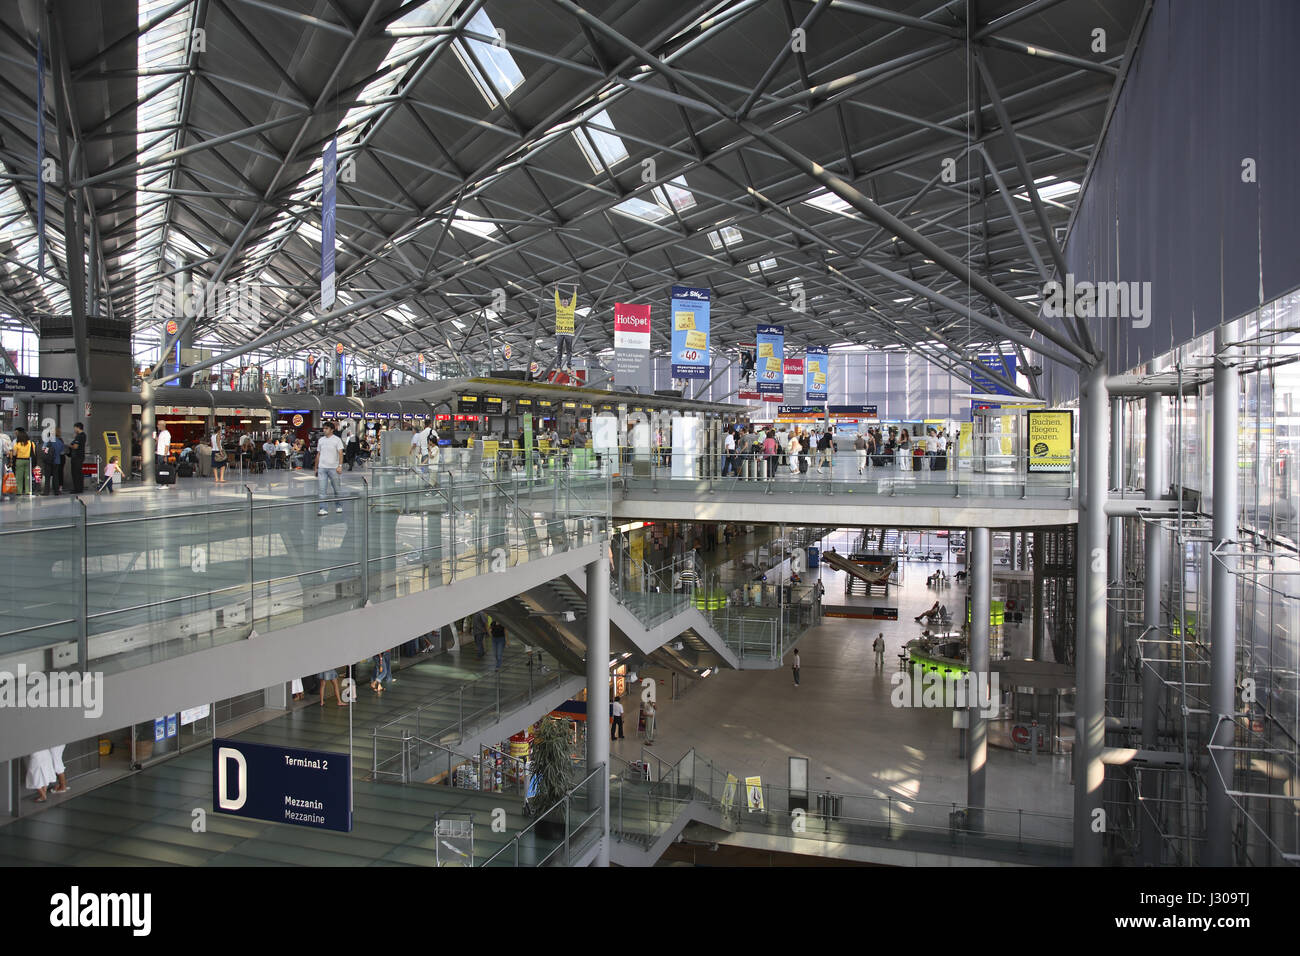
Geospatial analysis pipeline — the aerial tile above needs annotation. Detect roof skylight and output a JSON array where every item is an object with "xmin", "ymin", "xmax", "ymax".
[
  {"xmin": 576, "ymin": 109, "xmax": 629, "ymax": 171},
  {"xmin": 707, "ymin": 226, "xmax": 742, "ymax": 250},
  {"xmin": 454, "ymin": 8, "xmax": 526, "ymax": 106}
]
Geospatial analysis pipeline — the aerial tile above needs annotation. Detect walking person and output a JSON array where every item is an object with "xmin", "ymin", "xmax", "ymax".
[
  {"xmin": 873, "ymin": 633, "xmax": 886, "ymax": 671},
  {"xmin": 10, "ymin": 428, "xmax": 34, "ymax": 497},
  {"xmin": 315, "ymin": 421, "xmax": 345, "ymax": 517},
  {"xmin": 816, "ymin": 429, "xmax": 833, "ymax": 473},
  {"xmin": 99, "ymin": 456, "xmax": 122, "ymax": 493},
  {"xmin": 611, "ymin": 696, "xmax": 625, "ymax": 740},
  {"xmin": 25, "ymin": 749, "xmax": 56, "ymax": 803},
  {"xmin": 490, "ymin": 616, "xmax": 507, "ymax": 670},
  {"xmin": 318, "ymin": 666, "xmax": 348, "ymax": 706},
  {"xmin": 472, "ymin": 610, "xmax": 489, "ymax": 659},
  {"xmin": 792, "ymin": 647, "xmax": 801, "ymax": 686},
  {"xmin": 854, "ymin": 431, "xmax": 868, "ymax": 475},
  {"xmin": 67, "ymin": 423, "xmax": 87, "ymax": 493}
]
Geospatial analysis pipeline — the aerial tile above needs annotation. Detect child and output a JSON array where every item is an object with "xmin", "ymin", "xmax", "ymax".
[{"xmin": 100, "ymin": 456, "xmax": 121, "ymax": 493}]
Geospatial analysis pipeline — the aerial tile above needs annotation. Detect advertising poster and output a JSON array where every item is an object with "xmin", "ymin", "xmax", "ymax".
[
  {"xmin": 805, "ymin": 346, "xmax": 829, "ymax": 403},
  {"xmin": 755, "ymin": 325, "xmax": 784, "ymax": 398},
  {"xmin": 1027, "ymin": 410, "xmax": 1074, "ymax": 472},
  {"xmin": 613, "ymin": 302, "xmax": 652, "ymax": 388},
  {"xmin": 782, "ymin": 357, "xmax": 804, "ymax": 405},
  {"xmin": 670, "ymin": 286, "xmax": 711, "ymax": 379},
  {"xmin": 745, "ymin": 775, "xmax": 765, "ymax": 812}
]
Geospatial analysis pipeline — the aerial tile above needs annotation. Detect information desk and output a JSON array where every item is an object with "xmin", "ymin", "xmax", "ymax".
[{"xmin": 905, "ymin": 637, "xmax": 969, "ymax": 677}]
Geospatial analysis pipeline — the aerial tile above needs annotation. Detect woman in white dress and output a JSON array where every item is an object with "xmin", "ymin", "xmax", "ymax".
[
  {"xmin": 26, "ymin": 749, "xmax": 56, "ymax": 802},
  {"xmin": 49, "ymin": 744, "xmax": 69, "ymax": 794}
]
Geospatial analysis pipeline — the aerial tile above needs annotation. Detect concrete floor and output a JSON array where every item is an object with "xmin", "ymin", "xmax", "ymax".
[{"xmin": 614, "ymin": 529, "xmax": 1072, "ymax": 824}]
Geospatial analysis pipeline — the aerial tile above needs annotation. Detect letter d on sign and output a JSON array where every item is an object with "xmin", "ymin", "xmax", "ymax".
[{"xmin": 217, "ymin": 746, "xmax": 248, "ymax": 810}]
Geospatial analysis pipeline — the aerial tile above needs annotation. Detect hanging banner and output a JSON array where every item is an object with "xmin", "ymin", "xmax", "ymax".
[
  {"xmin": 554, "ymin": 288, "xmax": 576, "ymax": 336},
  {"xmin": 555, "ymin": 288, "xmax": 577, "ymax": 369},
  {"xmin": 613, "ymin": 302, "xmax": 651, "ymax": 388},
  {"xmin": 755, "ymin": 325, "xmax": 784, "ymax": 398},
  {"xmin": 321, "ymin": 137, "xmax": 337, "ymax": 309},
  {"xmin": 805, "ymin": 346, "xmax": 829, "ymax": 404},
  {"xmin": 35, "ymin": 34, "xmax": 46, "ymax": 277},
  {"xmin": 670, "ymin": 286, "xmax": 710, "ymax": 379},
  {"xmin": 1027, "ymin": 409, "xmax": 1074, "ymax": 472},
  {"xmin": 782, "ymin": 357, "xmax": 804, "ymax": 405},
  {"xmin": 971, "ymin": 353, "xmax": 1016, "ymax": 395}
]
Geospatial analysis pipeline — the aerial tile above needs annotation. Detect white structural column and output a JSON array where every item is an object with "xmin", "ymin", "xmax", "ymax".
[
  {"xmin": 1075, "ymin": 360, "xmax": 1109, "ymax": 865},
  {"xmin": 585, "ymin": 530, "xmax": 611, "ymax": 866},
  {"xmin": 141, "ymin": 377, "xmax": 156, "ymax": 484},
  {"xmin": 1206, "ymin": 327, "xmax": 1238, "ymax": 866},
  {"xmin": 1140, "ymin": 384, "xmax": 1167, "ymax": 864},
  {"xmin": 968, "ymin": 526, "xmax": 991, "ymax": 831}
]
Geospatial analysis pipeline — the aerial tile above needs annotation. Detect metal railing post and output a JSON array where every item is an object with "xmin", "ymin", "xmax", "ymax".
[
  {"xmin": 360, "ymin": 476, "xmax": 370, "ymax": 605},
  {"xmin": 76, "ymin": 497, "xmax": 88, "ymax": 668},
  {"xmin": 245, "ymin": 486, "xmax": 255, "ymax": 632},
  {"xmin": 564, "ymin": 796, "xmax": 571, "ymax": 865}
]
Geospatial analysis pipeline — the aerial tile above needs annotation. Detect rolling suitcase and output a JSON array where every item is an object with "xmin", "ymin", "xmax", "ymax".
[
  {"xmin": 156, "ymin": 466, "xmax": 176, "ymax": 485},
  {"xmin": 177, "ymin": 461, "xmax": 195, "ymax": 478}
]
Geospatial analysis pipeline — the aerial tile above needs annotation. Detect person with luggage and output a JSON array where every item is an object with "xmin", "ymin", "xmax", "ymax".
[
  {"xmin": 212, "ymin": 438, "xmax": 228, "ymax": 483},
  {"xmin": 155, "ymin": 424, "xmax": 172, "ymax": 487},
  {"xmin": 41, "ymin": 428, "xmax": 65, "ymax": 496},
  {"xmin": 10, "ymin": 428, "xmax": 34, "ymax": 497},
  {"xmin": 67, "ymin": 423, "xmax": 87, "ymax": 493},
  {"xmin": 98, "ymin": 456, "xmax": 122, "ymax": 493}
]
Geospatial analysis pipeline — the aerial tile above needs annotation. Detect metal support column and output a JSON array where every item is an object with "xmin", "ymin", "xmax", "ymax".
[
  {"xmin": 1075, "ymin": 361, "xmax": 1109, "ymax": 865},
  {"xmin": 585, "ymin": 522, "xmax": 611, "ymax": 866},
  {"xmin": 1140, "ymin": 386, "xmax": 1166, "ymax": 864},
  {"xmin": 968, "ymin": 526, "xmax": 991, "ymax": 832},
  {"xmin": 1207, "ymin": 328, "xmax": 1238, "ymax": 866},
  {"xmin": 1108, "ymin": 398, "xmax": 1124, "ymax": 672},
  {"xmin": 141, "ymin": 378, "xmax": 156, "ymax": 484}
]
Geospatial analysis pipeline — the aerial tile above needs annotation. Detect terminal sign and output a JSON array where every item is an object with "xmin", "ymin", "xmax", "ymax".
[
  {"xmin": 212, "ymin": 738, "xmax": 352, "ymax": 832},
  {"xmin": 0, "ymin": 375, "xmax": 77, "ymax": 394}
]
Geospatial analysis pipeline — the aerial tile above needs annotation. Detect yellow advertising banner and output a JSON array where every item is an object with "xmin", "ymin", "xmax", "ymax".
[
  {"xmin": 721, "ymin": 773, "xmax": 738, "ymax": 814},
  {"xmin": 555, "ymin": 289, "xmax": 577, "ymax": 335},
  {"xmin": 1027, "ymin": 410, "xmax": 1074, "ymax": 472},
  {"xmin": 745, "ymin": 775, "xmax": 765, "ymax": 812}
]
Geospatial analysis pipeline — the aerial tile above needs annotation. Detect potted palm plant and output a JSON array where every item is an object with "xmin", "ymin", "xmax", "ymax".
[{"xmin": 528, "ymin": 717, "xmax": 575, "ymax": 841}]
